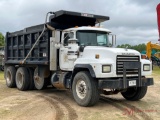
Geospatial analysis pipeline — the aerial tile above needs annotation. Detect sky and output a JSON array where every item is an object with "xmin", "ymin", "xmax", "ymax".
[{"xmin": 0, "ymin": 0, "xmax": 160, "ymax": 45}]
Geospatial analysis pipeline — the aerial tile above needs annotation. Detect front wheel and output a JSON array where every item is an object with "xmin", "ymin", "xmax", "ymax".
[
  {"xmin": 72, "ymin": 71, "xmax": 99, "ymax": 107},
  {"xmin": 121, "ymin": 86, "xmax": 148, "ymax": 101}
]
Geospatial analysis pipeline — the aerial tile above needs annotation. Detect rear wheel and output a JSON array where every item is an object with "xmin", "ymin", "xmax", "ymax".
[
  {"xmin": 5, "ymin": 66, "xmax": 16, "ymax": 88},
  {"xmin": 27, "ymin": 68, "xmax": 35, "ymax": 90},
  {"xmin": 34, "ymin": 68, "xmax": 48, "ymax": 90},
  {"xmin": 72, "ymin": 71, "xmax": 99, "ymax": 106},
  {"xmin": 121, "ymin": 86, "xmax": 148, "ymax": 101},
  {"xmin": 16, "ymin": 67, "xmax": 29, "ymax": 91}
]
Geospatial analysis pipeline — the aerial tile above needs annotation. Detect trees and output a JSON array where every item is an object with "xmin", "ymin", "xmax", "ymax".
[
  {"xmin": 0, "ymin": 32, "xmax": 4, "ymax": 46},
  {"xmin": 117, "ymin": 44, "xmax": 132, "ymax": 49},
  {"xmin": 117, "ymin": 44, "xmax": 146, "ymax": 53}
]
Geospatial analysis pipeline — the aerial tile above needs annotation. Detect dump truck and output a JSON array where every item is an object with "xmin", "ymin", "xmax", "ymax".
[{"xmin": 4, "ymin": 10, "xmax": 154, "ymax": 106}]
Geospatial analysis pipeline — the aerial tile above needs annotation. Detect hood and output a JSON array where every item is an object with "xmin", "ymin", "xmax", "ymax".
[{"xmin": 82, "ymin": 46, "xmax": 140, "ymax": 59}]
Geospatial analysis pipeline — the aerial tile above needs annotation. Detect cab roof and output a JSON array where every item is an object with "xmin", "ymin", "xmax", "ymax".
[{"xmin": 64, "ymin": 26, "xmax": 111, "ymax": 33}]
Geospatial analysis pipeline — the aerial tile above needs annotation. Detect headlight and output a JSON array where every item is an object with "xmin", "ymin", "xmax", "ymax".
[
  {"xmin": 143, "ymin": 64, "xmax": 150, "ymax": 71},
  {"xmin": 102, "ymin": 65, "xmax": 111, "ymax": 73}
]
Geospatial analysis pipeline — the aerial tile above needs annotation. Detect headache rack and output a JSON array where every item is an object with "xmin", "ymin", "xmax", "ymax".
[{"xmin": 49, "ymin": 10, "xmax": 110, "ymax": 28}]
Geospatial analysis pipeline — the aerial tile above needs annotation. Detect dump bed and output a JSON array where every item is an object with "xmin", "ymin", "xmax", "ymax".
[{"xmin": 5, "ymin": 24, "xmax": 51, "ymax": 65}]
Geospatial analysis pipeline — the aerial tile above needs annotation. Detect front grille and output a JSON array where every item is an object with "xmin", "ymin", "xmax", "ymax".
[{"xmin": 116, "ymin": 55, "xmax": 140, "ymax": 75}]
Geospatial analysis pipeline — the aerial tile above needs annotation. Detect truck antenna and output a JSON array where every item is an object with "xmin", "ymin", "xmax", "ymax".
[{"xmin": 20, "ymin": 12, "xmax": 55, "ymax": 64}]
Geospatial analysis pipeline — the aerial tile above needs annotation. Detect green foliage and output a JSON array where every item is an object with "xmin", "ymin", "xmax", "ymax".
[
  {"xmin": 0, "ymin": 33, "xmax": 4, "ymax": 46},
  {"xmin": 117, "ymin": 43, "xmax": 146, "ymax": 53},
  {"xmin": 152, "ymin": 66, "xmax": 160, "ymax": 75}
]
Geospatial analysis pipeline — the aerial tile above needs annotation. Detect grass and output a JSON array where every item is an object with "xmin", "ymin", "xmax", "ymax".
[
  {"xmin": 0, "ymin": 71, "xmax": 4, "ymax": 80},
  {"xmin": 152, "ymin": 66, "xmax": 160, "ymax": 75}
]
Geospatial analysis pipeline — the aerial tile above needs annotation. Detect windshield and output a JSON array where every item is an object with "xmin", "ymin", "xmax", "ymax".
[{"xmin": 76, "ymin": 30, "xmax": 109, "ymax": 46}]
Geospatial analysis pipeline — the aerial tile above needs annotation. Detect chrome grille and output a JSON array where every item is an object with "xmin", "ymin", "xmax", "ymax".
[{"xmin": 116, "ymin": 55, "xmax": 140, "ymax": 75}]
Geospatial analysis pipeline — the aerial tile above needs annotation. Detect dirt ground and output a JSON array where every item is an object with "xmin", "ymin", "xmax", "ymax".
[{"xmin": 0, "ymin": 73, "xmax": 159, "ymax": 120}]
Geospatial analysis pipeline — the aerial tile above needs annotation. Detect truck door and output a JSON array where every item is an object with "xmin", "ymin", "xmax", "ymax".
[{"xmin": 60, "ymin": 32, "xmax": 76, "ymax": 71}]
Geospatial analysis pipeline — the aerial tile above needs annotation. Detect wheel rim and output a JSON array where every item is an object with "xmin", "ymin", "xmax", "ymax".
[
  {"xmin": 35, "ymin": 76, "xmax": 42, "ymax": 86},
  {"xmin": 76, "ymin": 79, "xmax": 87, "ymax": 99},
  {"xmin": 34, "ymin": 67, "xmax": 45, "ymax": 90},
  {"xmin": 6, "ymin": 71, "xmax": 11, "ymax": 84},
  {"xmin": 17, "ymin": 72, "xmax": 23, "ymax": 88},
  {"xmin": 34, "ymin": 73, "xmax": 44, "ymax": 89}
]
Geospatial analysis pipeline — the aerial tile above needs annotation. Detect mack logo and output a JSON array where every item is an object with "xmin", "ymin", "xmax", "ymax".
[
  {"xmin": 122, "ymin": 53, "xmax": 135, "ymax": 55},
  {"xmin": 81, "ymin": 13, "xmax": 94, "ymax": 17}
]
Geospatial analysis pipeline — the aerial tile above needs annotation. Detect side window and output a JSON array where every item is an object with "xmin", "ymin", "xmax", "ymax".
[{"xmin": 64, "ymin": 33, "xmax": 70, "ymax": 46}]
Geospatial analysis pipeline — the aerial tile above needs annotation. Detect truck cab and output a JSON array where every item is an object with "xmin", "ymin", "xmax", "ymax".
[{"xmin": 59, "ymin": 27, "xmax": 112, "ymax": 70}]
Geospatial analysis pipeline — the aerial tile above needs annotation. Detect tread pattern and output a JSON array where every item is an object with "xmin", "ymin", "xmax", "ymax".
[
  {"xmin": 5, "ymin": 66, "xmax": 16, "ymax": 88},
  {"xmin": 27, "ymin": 68, "xmax": 35, "ymax": 90},
  {"xmin": 72, "ymin": 71, "xmax": 99, "ymax": 106},
  {"xmin": 121, "ymin": 86, "xmax": 148, "ymax": 101},
  {"xmin": 16, "ymin": 67, "xmax": 29, "ymax": 91}
]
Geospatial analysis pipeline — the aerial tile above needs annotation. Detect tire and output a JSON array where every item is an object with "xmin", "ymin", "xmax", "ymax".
[
  {"xmin": 5, "ymin": 66, "xmax": 16, "ymax": 88},
  {"xmin": 16, "ymin": 67, "xmax": 29, "ymax": 91},
  {"xmin": 34, "ymin": 68, "xmax": 48, "ymax": 90},
  {"xmin": 44, "ymin": 78, "xmax": 50, "ymax": 88},
  {"xmin": 152, "ymin": 60, "xmax": 157, "ymax": 66},
  {"xmin": 121, "ymin": 86, "xmax": 148, "ymax": 101},
  {"xmin": 72, "ymin": 71, "xmax": 99, "ymax": 107},
  {"xmin": 27, "ymin": 68, "xmax": 35, "ymax": 90},
  {"xmin": 1, "ymin": 66, "xmax": 4, "ymax": 71}
]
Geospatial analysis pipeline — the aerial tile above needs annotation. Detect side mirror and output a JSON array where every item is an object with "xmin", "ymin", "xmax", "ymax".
[
  {"xmin": 112, "ymin": 34, "xmax": 116, "ymax": 47},
  {"xmin": 109, "ymin": 34, "xmax": 116, "ymax": 47}
]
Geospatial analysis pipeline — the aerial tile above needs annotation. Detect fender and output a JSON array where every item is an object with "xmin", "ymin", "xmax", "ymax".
[{"xmin": 73, "ymin": 64, "xmax": 96, "ymax": 78}]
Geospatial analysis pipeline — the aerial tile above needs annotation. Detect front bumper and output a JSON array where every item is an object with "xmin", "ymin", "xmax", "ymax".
[
  {"xmin": 98, "ymin": 61, "xmax": 153, "ymax": 89},
  {"xmin": 99, "ymin": 77, "xmax": 154, "ymax": 89}
]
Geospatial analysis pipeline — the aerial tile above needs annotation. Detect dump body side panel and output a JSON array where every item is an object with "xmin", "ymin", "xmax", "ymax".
[{"xmin": 5, "ymin": 24, "xmax": 51, "ymax": 65}]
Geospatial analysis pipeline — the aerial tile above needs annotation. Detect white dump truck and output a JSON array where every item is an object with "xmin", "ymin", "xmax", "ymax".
[{"xmin": 5, "ymin": 10, "xmax": 153, "ymax": 106}]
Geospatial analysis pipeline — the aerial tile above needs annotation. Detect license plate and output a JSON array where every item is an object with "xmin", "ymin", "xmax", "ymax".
[{"xmin": 129, "ymin": 80, "xmax": 136, "ymax": 86}]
